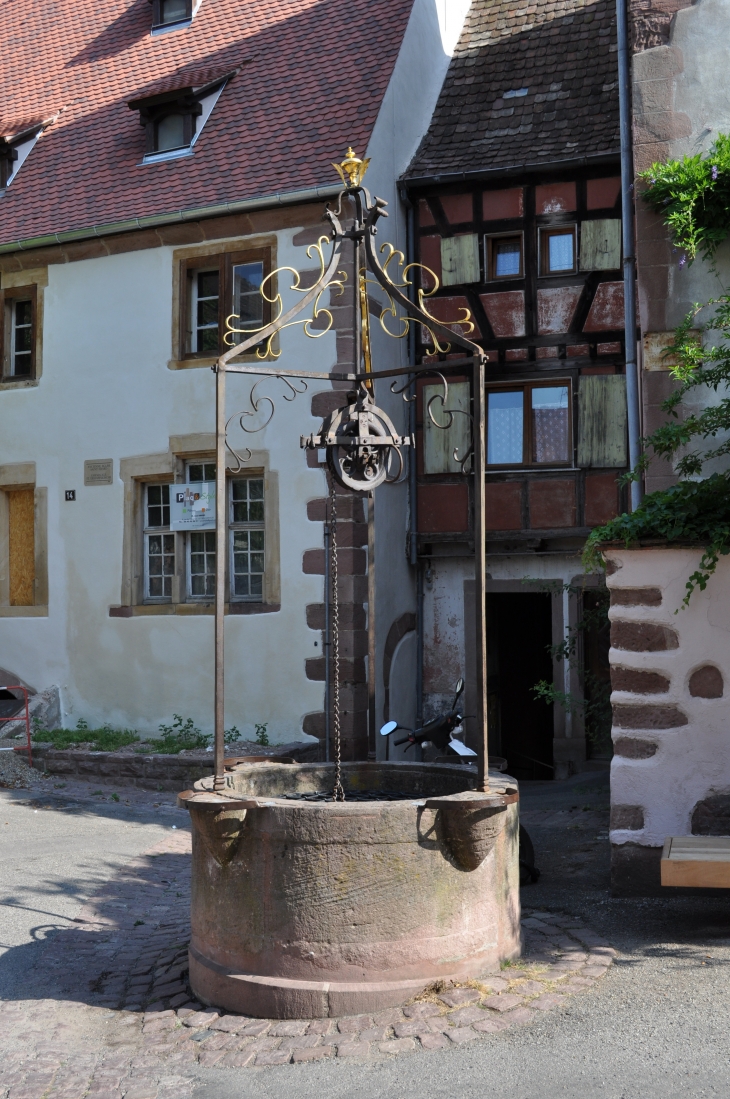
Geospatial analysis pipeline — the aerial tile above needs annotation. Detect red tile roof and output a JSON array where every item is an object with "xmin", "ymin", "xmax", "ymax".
[
  {"xmin": 0, "ymin": 0, "xmax": 414, "ymax": 247},
  {"xmin": 127, "ymin": 64, "xmax": 241, "ymax": 104}
]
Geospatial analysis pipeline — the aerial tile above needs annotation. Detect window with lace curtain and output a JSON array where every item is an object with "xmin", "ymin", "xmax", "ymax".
[{"xmin": 487, "ymin": 383, "xmax": 571, "ymax": 467}]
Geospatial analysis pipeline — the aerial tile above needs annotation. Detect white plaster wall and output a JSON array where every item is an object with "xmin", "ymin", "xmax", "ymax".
[
  {"xmin": 364, "ymin": 0, "xmax": 471, "ymax": 736},
  {"xmin": 0, "ymin": 231, "xmax": 339, "ymax": 741},
  {"xmin": 364, "ymin": 0, "xmax": 471, "ymax": 210},
  {"xmin": 423, "ymin": 558, "xmax": 470, "ymax": 715},
  {"xmin": 606, "ymin": 548, "xmax": 730, "ymax": 847}
]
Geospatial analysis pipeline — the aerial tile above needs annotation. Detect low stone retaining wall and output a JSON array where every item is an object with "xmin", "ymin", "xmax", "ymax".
[{"xmin": 18, "ymin": 741, "xmax": 319, "ymax": 791}]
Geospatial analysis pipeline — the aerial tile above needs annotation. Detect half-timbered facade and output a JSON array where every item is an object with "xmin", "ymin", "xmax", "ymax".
[{"xmin": 401, "ymin": 0, "xmax": 623, "ymax": 779}]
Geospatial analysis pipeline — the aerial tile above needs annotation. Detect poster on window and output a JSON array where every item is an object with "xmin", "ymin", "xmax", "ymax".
[{"xmin": 170, "ymin": 482, "xmax": 216, "ymax": 530}]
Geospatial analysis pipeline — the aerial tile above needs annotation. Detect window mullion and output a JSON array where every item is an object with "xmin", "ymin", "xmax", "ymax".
[{"xmin": 219, "ymin": 257, "xmax": 228, "ymax": 355}]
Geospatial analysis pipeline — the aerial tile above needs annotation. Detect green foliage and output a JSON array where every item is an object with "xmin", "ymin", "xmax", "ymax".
[
  {"xmin": 639, "ymin": 134, "xmax": 730, "ymax": 264},
  {"xmin": 33, "ymin": 727, "xmax": 140, "ymax": 752},
  {"xmin": 584, "ymin": 474, "xmax": 730, "ymax": 606},
  {"xmin": 156, "ymin": 714, "xmax": 210, "ymax": 753},
  {"xmin": 254, "ymin": 722, "xmax": 269, "ymax": 746},
  {"xmin": 585, "ymin": 295, "xmax": 730, "ymax": 606},
  {"xmin": 224, "ymin": 726, "xmax": 240, "ymax": 745}
]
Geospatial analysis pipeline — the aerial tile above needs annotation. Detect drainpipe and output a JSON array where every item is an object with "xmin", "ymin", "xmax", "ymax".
[
  {"xmin": 617, "ymin": 0, "xmax": 643, "ymax": 510},
  {"xmin": 402, "ymin": 187, "xmax": 424, "ymax": 727}
]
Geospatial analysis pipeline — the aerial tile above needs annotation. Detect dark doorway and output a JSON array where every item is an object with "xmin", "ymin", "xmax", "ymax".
[{"xmin": 487, "ymin": 592, "xmax": 554, "ymax": 780}]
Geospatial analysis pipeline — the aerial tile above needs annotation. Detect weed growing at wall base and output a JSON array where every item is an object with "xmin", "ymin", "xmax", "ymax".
[{"xmin": 33, "ymin": 727, "xmax": 140, "ymax": 752}]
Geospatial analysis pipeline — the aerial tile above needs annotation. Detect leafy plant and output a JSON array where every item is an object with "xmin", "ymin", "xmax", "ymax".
[
  {"xmin": 33, "ymin": 727, "xmax": 140, "ymax": 752},
  {"xmin": 584, "ymin": 296, "xmax": 730, "ymax": 605},
  {"xmin": 224, "ymin": 726, "xmax": 240, "ymax": 745},
  {"xmin": 76, "ymin": 718, "xmax": 89, "ymax": 731},
  {"xmin": 254, "ymin": 722, "xmax": 269, "ymax": 747},
  {"xmin": 639, "ymin": 134, "xmax": 730, "ymax": 264},
  {"xmin": 156, "ymin": 714, "xmax": 210, "ymax": 754},
  {"xmin": 528, "ymin": 582, "xmax": 612, "ymax": 753}
]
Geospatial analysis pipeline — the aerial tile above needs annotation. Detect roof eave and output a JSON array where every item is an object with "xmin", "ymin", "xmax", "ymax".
[
  {"xmin": 0, "ymin": 182, "xmax": 342, "ymax": 255},
  {"xmin": 400, "ymin": 150, "xmax": 621, "ymax": 191}
]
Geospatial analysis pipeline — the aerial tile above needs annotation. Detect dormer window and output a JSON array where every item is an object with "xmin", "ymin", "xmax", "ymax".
[
  {"xmin": 0, "ymin": 125, "xmax": 43, "ymax": 190},
  {"xmin": 0, "ymin": 141, "xmax": 17, "ymax": 189},
  {"xmin": 128, "ymin": 71, "xmax": 234, "ymax": 163},
  {"xmin": 150, "ymin": 0, "xmax": 198, "ymax": 32},
  {"xmin": 156, "ymin": 0, "xmax": 190, "ymax": 24},
  {"xmin": 157, "ymin": 113, "xmax": 186, "ymax": 152}
]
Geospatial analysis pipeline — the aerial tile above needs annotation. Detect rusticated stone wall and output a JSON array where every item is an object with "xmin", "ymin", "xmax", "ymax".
[
  {"xmin": 294, "ymin": 222, "xmax": 370, "ymax": 761},
  {"xmin": 605, "ymin": 547, "xmax": 730, "ymax": 894}
]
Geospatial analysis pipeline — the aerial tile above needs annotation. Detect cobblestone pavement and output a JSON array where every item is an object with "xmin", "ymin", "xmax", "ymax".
[{"xmin": 0, "ymin": 775, "xmax": 619, "ymax": 1097}]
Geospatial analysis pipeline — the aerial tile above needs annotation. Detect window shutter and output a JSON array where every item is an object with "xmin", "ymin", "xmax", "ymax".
[
  {"xmin": 7, "ymin": 489, "xmax": 35, "ymax": 606},
  {"xmin": 423, "ymin": 381, "xmax": 471, "ymax": 473},
  {"xmin": 440, "ymin": 235, "xmax": 480, "ymax": 286},
  {"xmin": 577, "ymin": 375, "xmax": 627, "ymax": 467},
  {"xmin": 579, "ymin": 219, "xmax": 621, "ymax": 271}
]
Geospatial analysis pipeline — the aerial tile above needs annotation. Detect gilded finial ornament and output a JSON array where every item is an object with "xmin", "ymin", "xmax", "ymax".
[{"xmin": 333, "ymin": 146, "xmax": 370, "ymax": 188}]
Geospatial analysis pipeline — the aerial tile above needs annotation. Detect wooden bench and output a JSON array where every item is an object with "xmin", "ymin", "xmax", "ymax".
[{"xmin": 661, "ymin": 836, "xmax": 730, "ymax": 888}]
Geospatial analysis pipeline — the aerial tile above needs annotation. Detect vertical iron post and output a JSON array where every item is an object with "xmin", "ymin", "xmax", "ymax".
[
  {"xmin": 473, "ymin": 354, "xmax": 489, "ymax": 791},
  {"xmin": 214, "ymin": 360, "xmax": 227, "ymax": 789},
  {"xmin": 324, "ymin": 514, "xmax": 331, "ymax": 762},
  {"xmin": 368, "ymin": 490, "xmax": 376, "ymax": 756}
]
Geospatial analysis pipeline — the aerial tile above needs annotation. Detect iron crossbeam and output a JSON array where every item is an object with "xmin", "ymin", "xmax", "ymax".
[{"xmin": 218, "ymin": 357, "xmax": 478, "ymax": 382}]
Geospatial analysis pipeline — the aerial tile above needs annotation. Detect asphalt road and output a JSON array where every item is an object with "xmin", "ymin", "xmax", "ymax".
[{"xmin": 0, "ymin": 779, "xmax": 183, "ymax": 998}]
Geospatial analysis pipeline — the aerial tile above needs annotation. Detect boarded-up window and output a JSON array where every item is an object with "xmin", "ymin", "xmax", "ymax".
[
  {"xmin": 440, "ymin": 235, "xmax": 480, "ymax": 286},
  {"xmin": 580, "ymin": 219, "xmax": 621, "ymax": 271},
  {"xmin": 7, "ymin": 489, "xmax": 35, "ymax": 605},
  {"xmin": 577, "ymin": 375, "xmax": 627, "ymax": 467},
  {"xmin": 423, "ymin": 381, "xmax": 471, "ymax": 474}
]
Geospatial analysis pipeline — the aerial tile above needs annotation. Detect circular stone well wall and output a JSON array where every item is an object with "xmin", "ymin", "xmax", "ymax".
[{"xmin": 184, "ymin": 761, "xmax": 521, "ymax": 1018}]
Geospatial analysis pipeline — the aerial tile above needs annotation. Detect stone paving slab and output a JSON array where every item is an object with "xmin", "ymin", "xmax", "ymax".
[{"xmin": 0, "ymin": 809, "xmax": 617, "ymax": 1096}]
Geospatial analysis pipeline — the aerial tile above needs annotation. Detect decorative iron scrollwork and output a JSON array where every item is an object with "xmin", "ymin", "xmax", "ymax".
[{"xmin": 216, "ymin": 147, "xmax": 485, "ymax": 493}]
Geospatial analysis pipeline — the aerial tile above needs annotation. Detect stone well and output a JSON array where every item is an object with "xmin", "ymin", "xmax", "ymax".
[{"xmin": 180, "ymin": 760, "xmax": 521, "ymax": 1018}]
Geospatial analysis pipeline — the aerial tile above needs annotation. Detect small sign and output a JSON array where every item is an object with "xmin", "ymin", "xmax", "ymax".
[
  {"xmin": 65, "ymin": 490, "xmax": 76, "ymax": 501},
  {"xmin": 84, "ymin": 459, "xmax": 114, "ymax": 486},
  {"xmin": 170, "ymin": 482, "xmax": 216, "ymax": 530}
]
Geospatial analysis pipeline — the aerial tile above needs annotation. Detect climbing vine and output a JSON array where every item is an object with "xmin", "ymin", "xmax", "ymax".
[
  {"xmin": 584, "ymin": 296, "xmax": 730, "ymax": 605},
  {"xmin": 639, "ymin": 133, "xmax": 730, "ymax": 265}
]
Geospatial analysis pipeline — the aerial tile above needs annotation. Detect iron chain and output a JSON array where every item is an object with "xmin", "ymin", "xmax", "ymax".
[{"xmin": 330, "ymin": 478, "xmax": 345, "ymax": 801}]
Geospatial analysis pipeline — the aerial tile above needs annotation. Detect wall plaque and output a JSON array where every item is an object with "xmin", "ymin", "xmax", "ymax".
[{"xmin": 84, "ymin": 459, "xmax": 114, "ymax": 486}]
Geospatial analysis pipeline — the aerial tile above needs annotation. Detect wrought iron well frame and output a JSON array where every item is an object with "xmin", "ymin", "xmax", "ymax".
[{"xmin": 210, "ymin": 150, "xmax": 491, "ymax": 792}]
